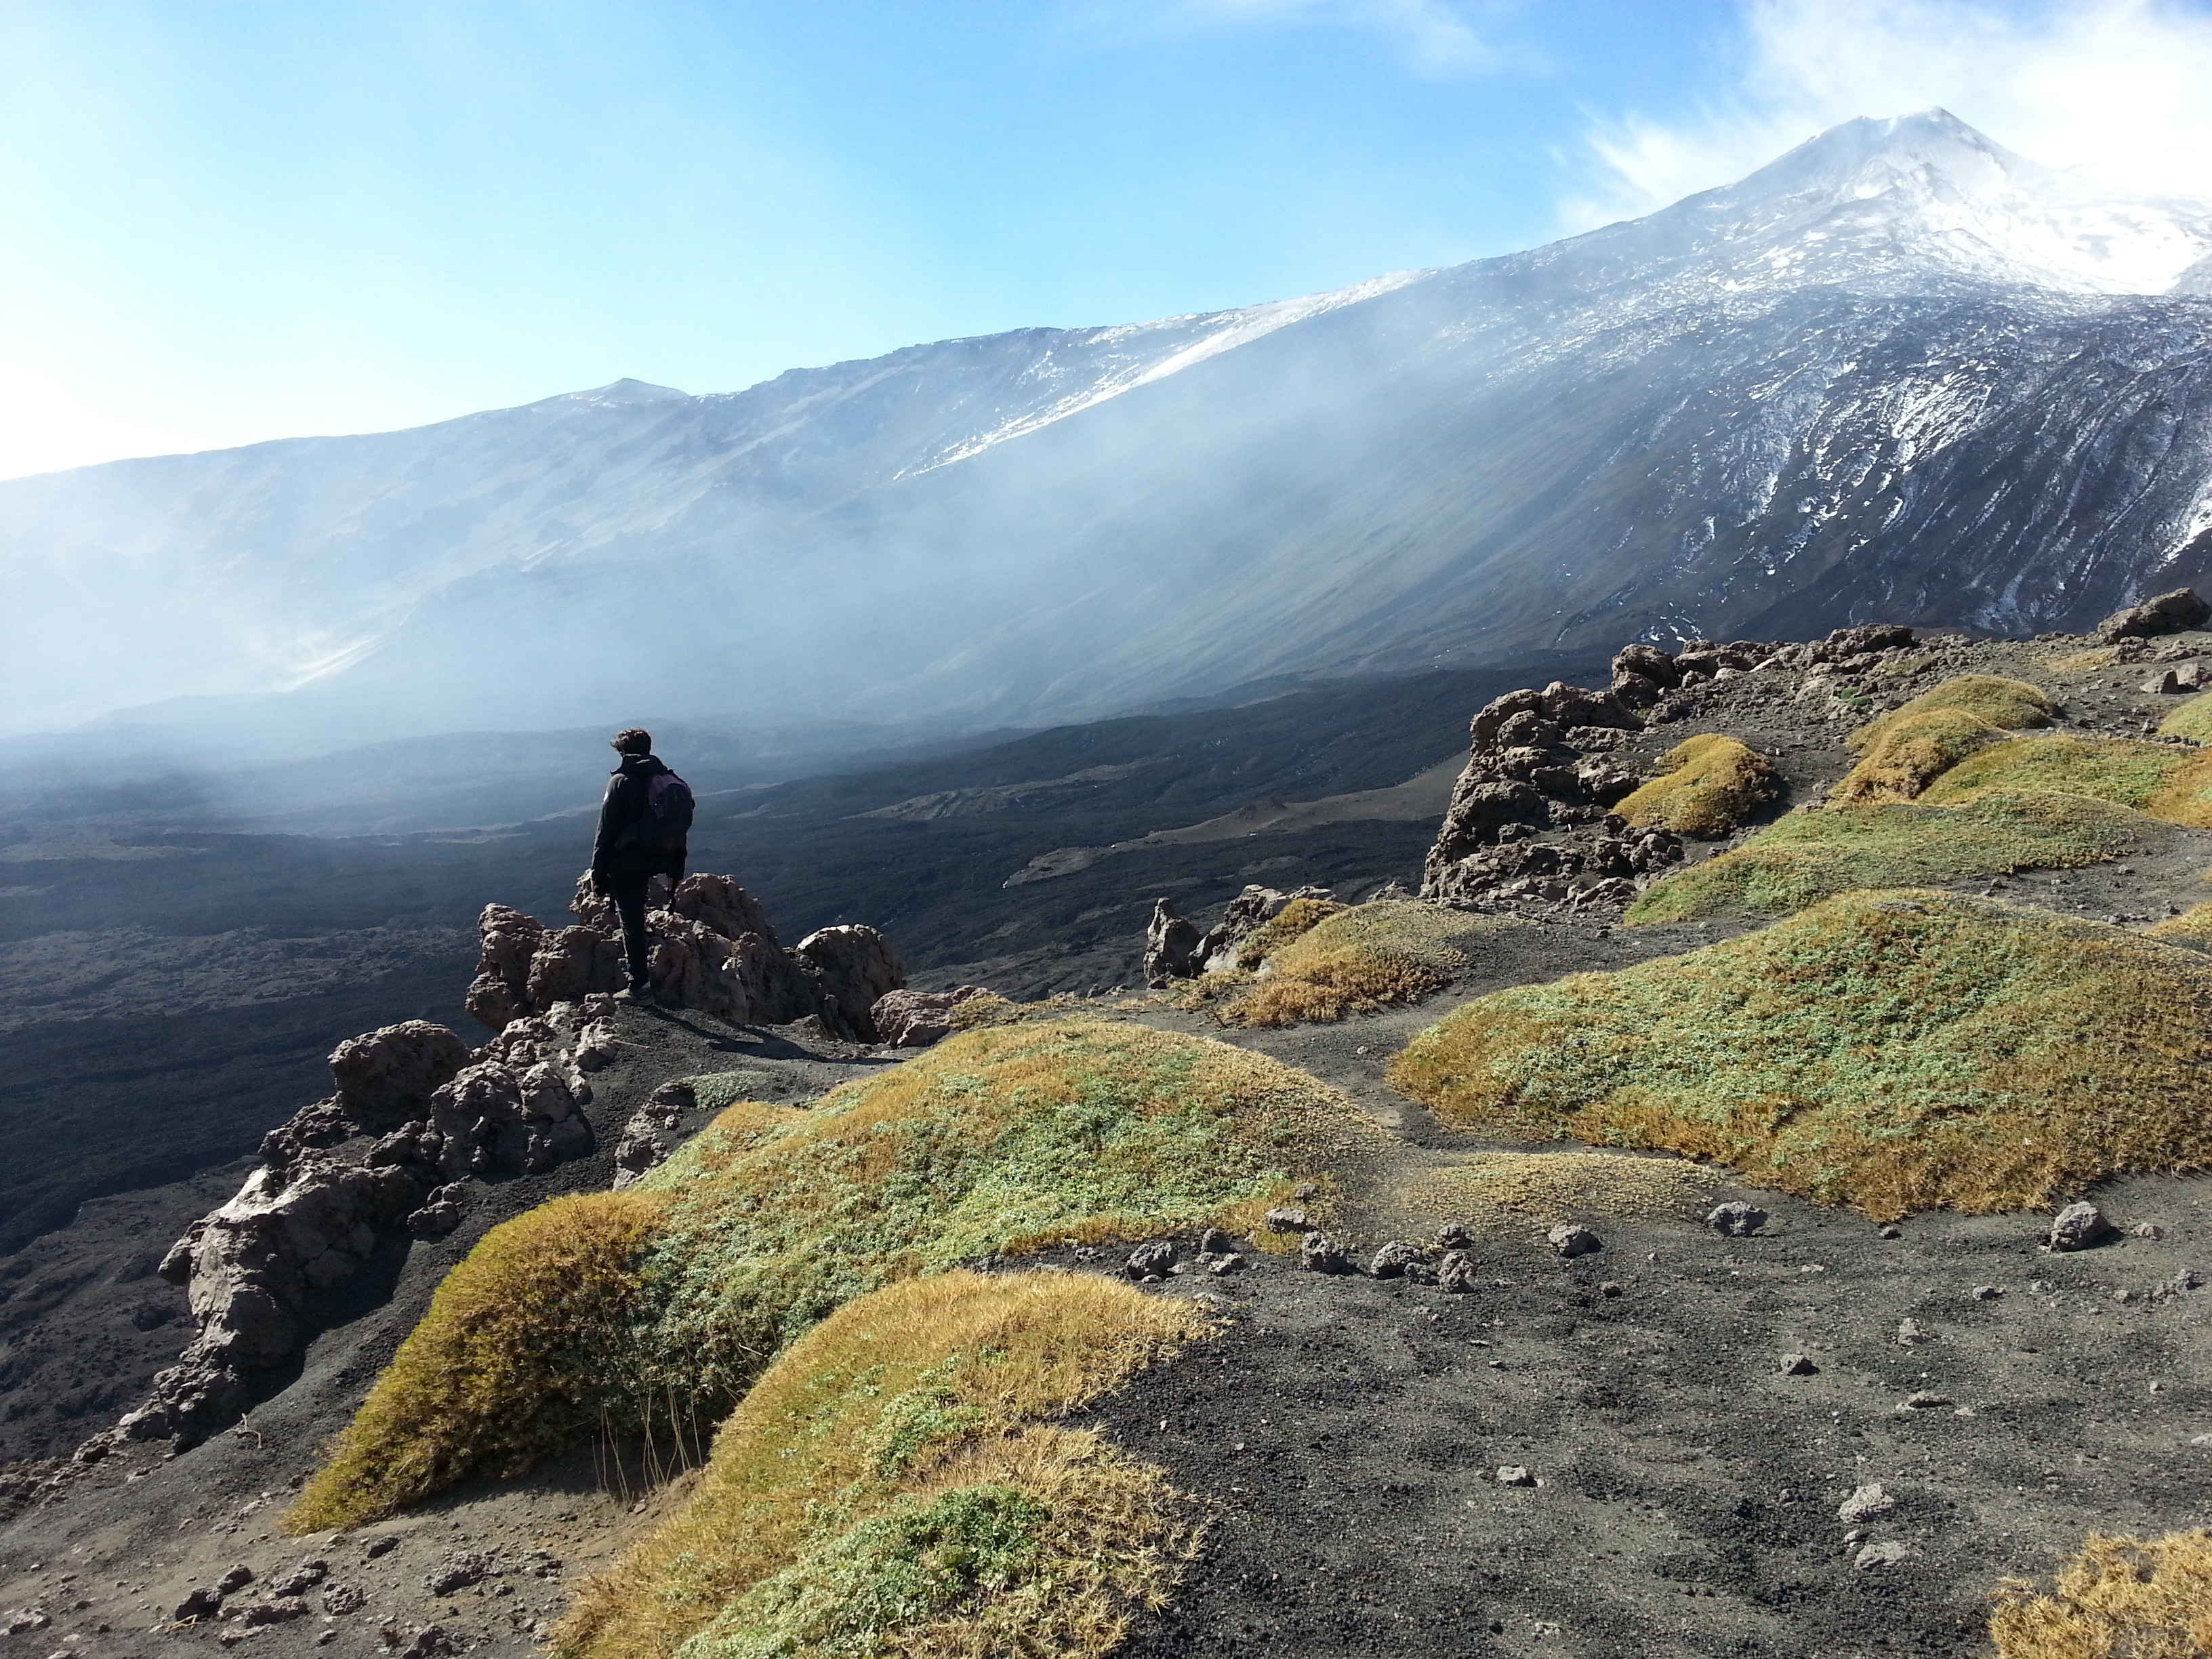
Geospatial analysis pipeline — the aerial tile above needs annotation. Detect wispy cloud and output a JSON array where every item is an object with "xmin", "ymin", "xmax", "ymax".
[
  {"xmin": 1562, "ymin": 0, "xmax": 2212, "ymax": 231},
  {"xmin": 1112, "ymin": 0, "xmax": 1523, "ymax": 79}
]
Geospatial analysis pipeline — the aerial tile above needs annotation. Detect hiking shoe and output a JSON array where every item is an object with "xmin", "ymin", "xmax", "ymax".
[{"xmin": 615, "ymin": 983, "xmax": 657, "ymax": 1005}]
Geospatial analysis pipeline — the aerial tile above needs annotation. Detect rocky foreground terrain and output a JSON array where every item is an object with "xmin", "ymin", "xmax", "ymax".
[{"xmin": 4, "ymin": 608, "xmax": 2212, "ymax": 1658}]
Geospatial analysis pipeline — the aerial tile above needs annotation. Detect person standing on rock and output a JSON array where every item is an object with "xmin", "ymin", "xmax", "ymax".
[{"xmin": 590, "ymin": 729, "xmax": 694, "ymax": 1003}]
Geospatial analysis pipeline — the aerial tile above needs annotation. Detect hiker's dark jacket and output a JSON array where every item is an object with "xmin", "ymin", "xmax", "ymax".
[{"xmin": 592, "ymin": 754, "xmax": 687, "ymax": 883}]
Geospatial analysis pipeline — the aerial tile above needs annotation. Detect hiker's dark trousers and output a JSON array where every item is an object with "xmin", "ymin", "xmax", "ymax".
[{"xmin": 605, "ymin": 869, "xmax": 657, "ymax": 990}]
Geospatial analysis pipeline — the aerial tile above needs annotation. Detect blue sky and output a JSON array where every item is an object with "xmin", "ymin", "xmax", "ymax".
[{"xmin": 3, "ymin": 0, "xmax": 2210, "ymax": 480}]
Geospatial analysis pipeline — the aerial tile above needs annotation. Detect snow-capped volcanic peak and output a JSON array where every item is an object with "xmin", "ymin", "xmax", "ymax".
[{"xmin": 1696, "ymin": 108, "xmax": 2212, "ymax": 296}]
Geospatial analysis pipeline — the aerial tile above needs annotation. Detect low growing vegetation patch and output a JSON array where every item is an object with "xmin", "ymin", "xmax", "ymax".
[
  {"xmin": 291, "ymin": 1022, "xmax": 1376, "ymax": 1526},
  {"xmin": 2158, "ymin": 691, "xmax": 2212, "ymax": 743},
  {"xmin": 1389, "ymin": 890, "xmax": 2212, "ymax": 1219},
  {"xmin": 1830, "ymin": 675, "xmax": 2054, "ymax": 805},
  {"xmin": 1233, "ymin": 895, "xmax": 1346, "ymax": 968},
  {"xmin": 1613, "ymin": 735, "xmax": 1780, "ymax": 838},
  {"xmin": 1218, "ymin": 901, "xmax": 1520, "ymax": 1027},
  {"xmin": 2146, "ymin": 903, "xmax": 2212, "ymax": 947},
  {"xmin": 1921, "ymin": 733, "xmax": 2212, "ymax": 827},
  {"xmin": 1990, "ymin": 1528, "xmax": 2212, "ymax": 1658},
  {"xmin": 1625, "ymin": 791, "xmax": 2142, "ymax": 924},
  {"xmin": 556, "ymin": 1271, "xmax": 1210, "ymax": 1659},
  {"xmin": 1391, "ymin": 1151, "xmax": 1715, "ymax": 1235},
  {"xmin": 291, "ymin": 1191, "xmax": 670, "ymax": 1532}
]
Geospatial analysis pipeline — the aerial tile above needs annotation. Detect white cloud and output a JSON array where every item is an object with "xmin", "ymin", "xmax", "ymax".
[
  {"xmin": 1127, "ymin": 0, "xmax": 1516, "ymax": 77},
  {"xmin": 1563, "ymin": 0, "xmax": 2212, "ymax": 230}
]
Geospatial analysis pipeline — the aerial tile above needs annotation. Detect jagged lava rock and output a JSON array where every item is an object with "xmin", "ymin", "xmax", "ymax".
[
  {"xmin": 1144, "ymin": 897, "xmax": 1204, "ymax": 987},
  {"xmin": 871, "ymin": 985, "xmax": 986, "ymax": 1048},
  {"xmin": 795, "ymin": 924, "xmax": 907, "ymax": 1042},
  {"xmin": 2098, "ymin": 586, "xmax": 2210, "ymax": 643}
]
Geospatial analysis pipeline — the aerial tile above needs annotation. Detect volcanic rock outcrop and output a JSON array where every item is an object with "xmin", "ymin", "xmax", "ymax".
[
  {"xmin": 111, "ymin": 872, "xmax": 910, "ymax": 1450},
  {"xmin": 466, "ymin": 872, "xmax": 904, "ymax": 1041},
  {"xmin": 1422, "ymin": 629, "xmax": 1923, "ymax": 904},
  {"xmin": 870, "ymin": 985, "xmax": 987, "ymax": 1048},
  {"xmin": 1144, "ymin": 899, "xmax": 1205, "ymax": 987},
  {"xmin": 118, "ymin": 1007, "xmax": 609, "ymax": 1448},
  {"xmin": 2097, "ymin": 587, "xmax": 2211, "ymax": 644}
]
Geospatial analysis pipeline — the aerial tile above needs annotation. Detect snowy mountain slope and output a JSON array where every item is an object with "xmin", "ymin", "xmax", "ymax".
[
  {"xmin": 5, "ymin": 109, "xmax": 2211, "ymax": 743},
  {"xmin": 0, "ymin": 275, "xmax": 1420, "ymax": 732}
]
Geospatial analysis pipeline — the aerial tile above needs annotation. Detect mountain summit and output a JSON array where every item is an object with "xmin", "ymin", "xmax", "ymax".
[
  {"xmin": 1657, "ymin": 107, "xmax": 2212, "ymax": 295},
  {"xmin": 4, "ymin": 112, "xmax": 2211, "ymax": 745}
]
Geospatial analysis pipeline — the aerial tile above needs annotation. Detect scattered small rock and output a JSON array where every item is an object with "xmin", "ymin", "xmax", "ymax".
[
  {"xmin": 1435, "ymin": 1250, "xmax": 1479, "ymax": 1294},
  {"xmin": 1300, "ymin": 1232, "xmax": 1350, "ymax": 1273},
  {"xmin": 2049, "ymin": 1202, "xmax": 2111, "ymax": 1252},
  {"xmin": 1435, "ymin": 1221, "xmax": 1474, "ymax": 1249},
  {"xmin": 1369, "ymin": 1241, "xmax": 1427, "ymax": 1279},
  {"xmin": 1198, "ymin": 1227, "xmax": 1235, "ymax": 1255},
  {"xmin": 1780, "ymin": 1352, "xmax": 1818, "ymax": 1375},
  {"xmin": 1497, "ymin": 1466, "xmax": 1535, "ymax": 1486},
  {"xmin": 239, "ymin": 1596, "xmax": 312, "ymax": 1626},
  {"xmin": 4, "ymin": 1610, "xmax": 50, "ymax": 1636},
  {"xmin": 1265, "ymin": 1207, "xmax": 1315, "ymax": 1234},
  {"xmin": 2131, "ymin": 1222, "xmax": 2163, "ymax": 1240},
  {"xmin": 424, "ymin": 1551, "xmax": 495, "ymax": 1596},
  {"xmin": 364, "ymin": 1536, "xmax": 400, "ymax": 1559},
  {"xmin": 1896, "ymin": 1318, "xmax": 1931, "ymax": 1347},
  {"xmin": 1971, "ymin": 1285, "xmax": 2004, "ymax": 1301},
  {"xmin": 1547, "ymin": 1222, "xmax": 1601, "ymax": 1258},
  {"xmin": 1705, "ymin": 1201, "xmax": 1768, "ymax": 1237},
  {"xmin": 382, "ymin": 1626, "xmax": 459, "ymax": 1658},
  {"xmin": 217, "ymin": 1564, "xmax": 255, "ymax": 1593},
  {"xmin": 322, "ymin": 1584, "xmax": 368, "ymax": 1616},
  {"xmin": 270, "ymin": 1559, "xmax": 329, "ymax": 1597},
  {"xmin": 1899, "ymin": 1390, "xmax": 1954, "ymax": 1410},
  {"xmin": 1853, "ymin": 1540, "xmax": 1912, "ymax": 1570},
  {"xmin": 175, "ymin": 1586, "xmax": 225, "ymax": 1621},
  {"xmin": 1877, "ymin": 1225, "xmax": 1902, "ymax": 1240},
  {"xmin": 1598, "ymin": 1281, "xmax": 1622, "ymax": 1298},
  {"xmin": 1837, "ymin": 1482, "xmax": 1896, "ymax": 1523},
  {"xmin": 1126, "ymin": 1240, "xmax": 1177, "ymax": 1279},
  {"xmin": 1208, "ymin": 1253, "xmax": 1246, "ymax": 1277}
]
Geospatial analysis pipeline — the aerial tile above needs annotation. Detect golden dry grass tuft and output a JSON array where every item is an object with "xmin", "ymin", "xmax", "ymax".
[
  {"xmin": 1614, "ymin": 735, "xmax": 1781, "ymax": 838},
  {"xmin": 1990, "ymin": 1529, "xmax": 2212, "ymax": 1658},
  {"xmin": 1625, "ymin": 792, "xmax": 2142, "ymax": 924},
  {"xmin": 1234, "ymin": 895, "xmax": 1347, "ymax": 968},
  {"xmin": 2146, "ymin": 902, "xmax": 2212, "ymax": 946},
  {"xmin": 947, "ymin": 991, "xmax": 1017, "ymax": 1030},
  {"xmin": 636, "ymin": 1019, "xmax": 1381, "ymax": 1411},
  {"xmin": 287, "ymin": 1191, "xmax": 669, "ymax": 1532},
  {"xmin": 1920, "ymin": 733, "xmax": 2212, "ymax": 827},
  {"xmin": 292, "ymin": 1020, "xmax": 1380, "ymax": 1529},
  {"xmin": 2039, "ymin": 647, "xmax": 2122, "ymax": 675},
  {"xmin": 2158, "ymin": 691, "xmax": 2212, "ymax": 743},
  {"xmin": 554, "ymin": 1271, "xmax": 1210, "ymax": 1659},
  {"xmin": 1389, "ymin": 890, "xmax": 2212, "ymax": 1220},
  {"xmin": 949, "ymin": 991, "xmax": 1151, "ymax": 1031},
  {"xmin": 1218, "ymin": 901, "xmax": 1519, "ymax": 1027},
  {"xmin": 1391, "ymin": 1153, "xmax": 1717, "ymax": 1235},
  {"xmin": 1830, "ymin": 675, "xmax": 2055, "ymax": 804}
]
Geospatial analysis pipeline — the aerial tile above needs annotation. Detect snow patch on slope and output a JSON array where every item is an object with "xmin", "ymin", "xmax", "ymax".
[{"xmin": 905, "ymin": 270, "xmax": 1432, "ymax": 475}]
